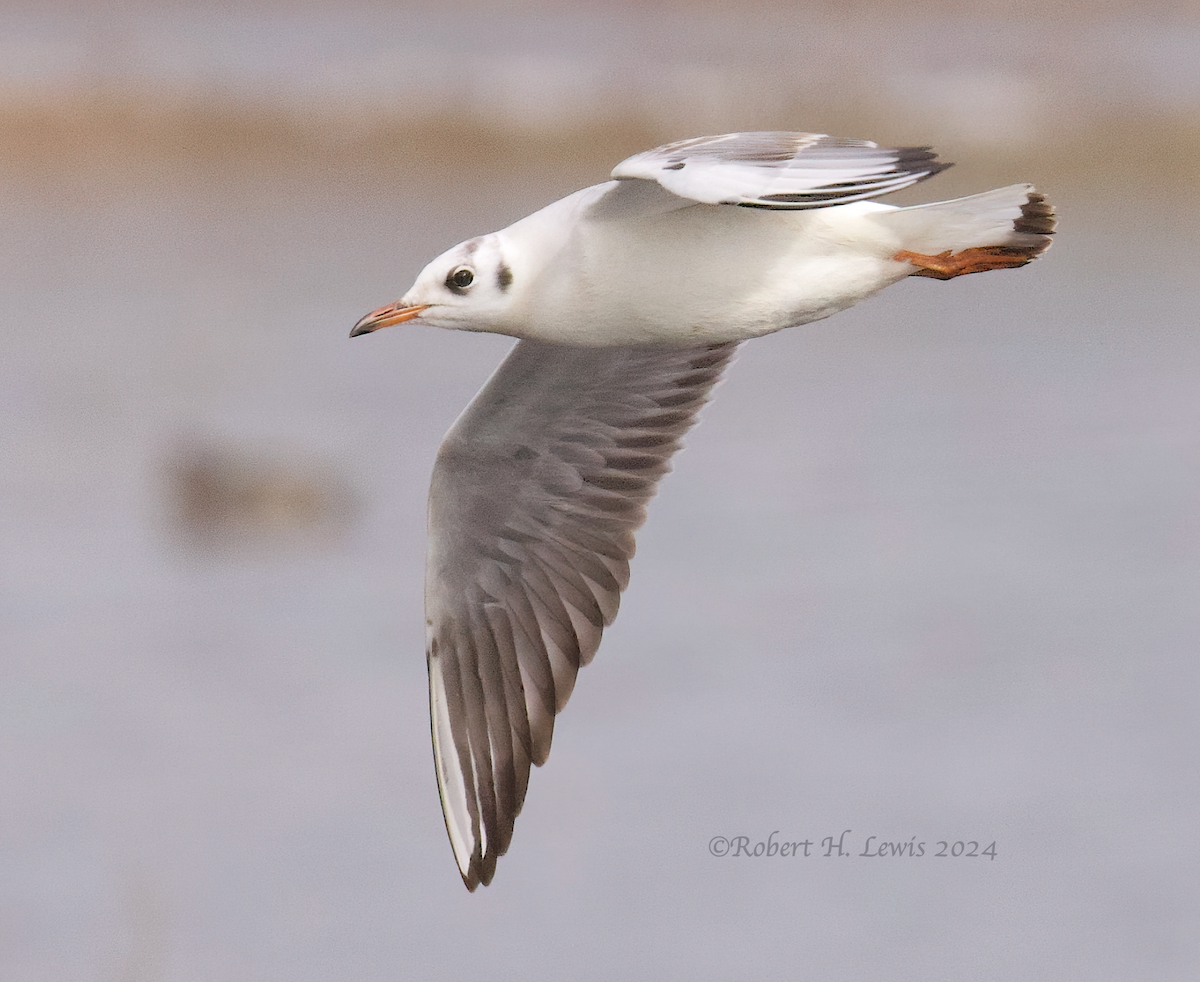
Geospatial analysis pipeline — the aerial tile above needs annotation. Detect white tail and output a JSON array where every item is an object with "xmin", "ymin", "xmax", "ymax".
[{"xmin": 879, "ymin": 184, "xmax": 1055, "ymax": 278}]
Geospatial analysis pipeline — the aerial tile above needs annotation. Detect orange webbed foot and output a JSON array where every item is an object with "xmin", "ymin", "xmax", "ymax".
[{"xmin": 893, "ymin": 246, "xmax": 1038, "ymax": 280}]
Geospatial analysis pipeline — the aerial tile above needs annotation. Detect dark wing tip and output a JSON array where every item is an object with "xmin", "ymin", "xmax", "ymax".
[
  {"xmin": 895, "ymin": 145, "xmax": 953, "ymax": 170},
  {"xmin": 467, "ymin": 850, "xmax": 497, "ymax": 891}
]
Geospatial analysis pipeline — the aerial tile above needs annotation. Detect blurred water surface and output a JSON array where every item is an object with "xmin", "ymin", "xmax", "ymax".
[{"xmin": 2, "ymin": 2, "xmax": 1199, "ymax": 980}]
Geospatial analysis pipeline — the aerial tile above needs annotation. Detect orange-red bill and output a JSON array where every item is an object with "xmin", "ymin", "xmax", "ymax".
[{"xmin": 350, "ymin": 302, "xmax": 431, "ymax": 337}]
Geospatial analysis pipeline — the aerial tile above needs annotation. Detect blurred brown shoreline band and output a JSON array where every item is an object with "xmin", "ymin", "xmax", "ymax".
[{"xmin": 1, "ymin": 90, "xmax": 1197, "ymax": 200}]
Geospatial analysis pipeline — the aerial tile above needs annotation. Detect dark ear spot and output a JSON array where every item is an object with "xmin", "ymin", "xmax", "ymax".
[{"xmin": 497, "ymin": 262, "xmax": 513, "ymax": 292}]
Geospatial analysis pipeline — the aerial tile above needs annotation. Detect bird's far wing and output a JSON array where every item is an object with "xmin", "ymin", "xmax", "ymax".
[
  {"xmin": 425, "ymin": 338, "xmax": 740, "ymax": 890},
  {"xmin": 611, "ymin": 131, "xmax": 951, "ymax": 209}
]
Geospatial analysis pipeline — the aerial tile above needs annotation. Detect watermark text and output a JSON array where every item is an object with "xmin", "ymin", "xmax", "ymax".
[{"xmin": 708, "ymin": 830, "xmax": 997, "ymax": 860}]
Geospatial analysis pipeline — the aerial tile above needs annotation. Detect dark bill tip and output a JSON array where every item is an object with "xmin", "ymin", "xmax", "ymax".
[{"xmin": 350, "ymin": 302, "xmax": 430, "ymax": 337}]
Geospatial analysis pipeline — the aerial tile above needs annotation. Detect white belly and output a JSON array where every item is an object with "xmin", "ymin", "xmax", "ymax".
[{"xmin": 505, "ymin": 185, "xmax": 911, "ymax": 346}]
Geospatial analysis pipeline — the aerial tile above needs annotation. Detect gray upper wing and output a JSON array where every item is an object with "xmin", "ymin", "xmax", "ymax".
[
  {"xmin": 611, "ymin": 131, "xmax": 950, "ymax": 209},
  {"xmin": 425, "ymin": 339, "xmax": 740, "ymax": 890}
]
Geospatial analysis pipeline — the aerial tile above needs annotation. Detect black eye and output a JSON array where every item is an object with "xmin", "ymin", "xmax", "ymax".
[{"xmin": 446, "ymin": 266, "xmax": 475, "ymax": 292}]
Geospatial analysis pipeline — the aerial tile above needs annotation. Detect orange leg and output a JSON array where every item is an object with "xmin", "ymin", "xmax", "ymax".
[{"xmin": 893, "ymin": 246, "xmax": 1036, "ymax": 280}]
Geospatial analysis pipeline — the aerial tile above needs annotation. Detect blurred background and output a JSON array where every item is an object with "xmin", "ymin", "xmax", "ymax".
[{"xmin": 2, "ymin": 1, "xmax": 1198, "ymax": 978}]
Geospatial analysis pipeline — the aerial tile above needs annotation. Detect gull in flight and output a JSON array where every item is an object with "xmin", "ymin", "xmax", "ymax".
[{"xmin": 351, "ymin": 131, "xmax": 1056, "ymax": 890}]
